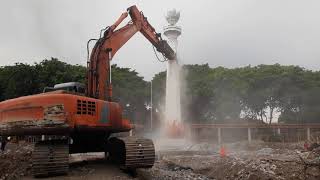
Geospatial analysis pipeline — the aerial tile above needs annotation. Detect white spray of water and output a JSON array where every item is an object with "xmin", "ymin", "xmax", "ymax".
[
  {"xmin": 153, "ymin": 9, "xmax": 189, "ymax": 151},
  {"xmin": 163, "ymin": 9, "xmax": 182, "ymax": 128},
  {"xmin": 165, "ymin": 58, "xmax": 181, "ymax": 125}
]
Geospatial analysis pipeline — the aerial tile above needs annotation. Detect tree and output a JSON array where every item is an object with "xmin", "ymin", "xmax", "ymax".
[
  {"xmin": 0, "ymin": 63, "xmax": 38, "ymax": 100},
  {"xmin": 34, "ymin": 58, "xmax": 86, "ymax": 91},
  {"xmin": 111, "ymin": 64, "xmax": 149, "ymax": 124},
  {"xmin": 152, "ymin": 63, "xmax": 320, "ymax": 124}
]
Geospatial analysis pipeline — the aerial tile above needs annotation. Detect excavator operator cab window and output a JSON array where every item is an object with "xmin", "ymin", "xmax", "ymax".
[
  {"xmin": 76, "ymin": 86, "xmax": 85, "ymax": 94},
  {"xmin": 43, "ymin": 82, "xmax": 85, "ymax": 94}
]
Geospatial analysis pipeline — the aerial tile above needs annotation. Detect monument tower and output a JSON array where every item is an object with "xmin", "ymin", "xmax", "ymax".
[{"xmin": 164, "ymin": 9, "xmax": 181, "ymax": 126}]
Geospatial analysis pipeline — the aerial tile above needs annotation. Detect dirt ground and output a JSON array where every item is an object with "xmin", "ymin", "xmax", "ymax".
[{"xmin": 1, "ymin": 140, "xmax": 320, "ymax": 180}]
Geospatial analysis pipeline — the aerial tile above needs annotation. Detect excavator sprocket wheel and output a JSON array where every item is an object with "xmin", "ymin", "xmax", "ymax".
[
  {"xmin": 109, "ymin": 137, "xmax": 155, "ymax": 169},
  {"xmin": 32, "ymin": 140, "xmax": 69, "ymax": 177}
]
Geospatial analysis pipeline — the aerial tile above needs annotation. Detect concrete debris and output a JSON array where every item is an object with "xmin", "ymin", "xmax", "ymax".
[
  {"xmin": 138, "ymin": 160, "xmax": 212, "ymax": 180},
  {"xmin": 256, "ymin": 147, "xmax": 273, "ymax": 155},
  {"xmin": 0, "ymin": 141, "xmax": 319, "ymax": 180},
  {"xmin": 144, "ymin": 141, "xmax": 320, "ymax": 180},
  {"xmin": 0, "ymin": 142, "xmax": 33, "ymax": 180}
]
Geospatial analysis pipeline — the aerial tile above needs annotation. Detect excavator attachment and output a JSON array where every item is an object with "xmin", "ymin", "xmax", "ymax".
[{"xmin": 155, "ymin": 40, "xmax": 176, "ymax": 60}]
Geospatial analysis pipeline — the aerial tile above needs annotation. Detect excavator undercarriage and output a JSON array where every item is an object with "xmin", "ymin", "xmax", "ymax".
[
  {"xmin": 32, "ymin": 139, "xmax": 69, "ymax": 177},
  {"xmin": 29, "ymin": 135, "xmax": 155, "ymax": 177},
  {"xmin": 108, "ymin": 137, "xmax": 155, "ymax": 169}
]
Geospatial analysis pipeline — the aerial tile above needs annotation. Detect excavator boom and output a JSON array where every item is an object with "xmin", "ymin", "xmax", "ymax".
[{"xmin": 87, "ymin": 5, "xmax": 175, "ymax": 100}]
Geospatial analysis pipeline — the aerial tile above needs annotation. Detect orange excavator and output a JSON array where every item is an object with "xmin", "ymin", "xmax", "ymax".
[{"xmin": 0, "ymin": 5, "xmax": 175, "ymax": 177}]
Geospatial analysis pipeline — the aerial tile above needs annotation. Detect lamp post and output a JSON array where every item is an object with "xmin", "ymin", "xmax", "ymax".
[
  {"xmin": 126, "ymin": 103, "xmax": 133, "ymax": 136},
  {"xmin": 150, "ymin": 80, "xmax": 153, "ymax": 131}
]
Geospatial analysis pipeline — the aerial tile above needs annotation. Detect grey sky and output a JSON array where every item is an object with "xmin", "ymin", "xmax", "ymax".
[{"xmin": 0, "ymin": 0, "xmax": 319, "ymax": 80}]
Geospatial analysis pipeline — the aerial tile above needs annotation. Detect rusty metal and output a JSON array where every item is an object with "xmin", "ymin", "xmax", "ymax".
[
  {"xmin": 0, "ymin": 123, "xmax": 69, "ymax": 136},
  {"xmin": 0, "ymin": 103, "xmax": 69, "ymax": 136}
]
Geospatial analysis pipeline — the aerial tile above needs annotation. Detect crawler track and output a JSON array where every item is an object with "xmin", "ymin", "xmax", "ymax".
[
  {"xmin": 32, "ymin": 140, "xmax": 69, "ymax": 177},
  {"xmin": 109, "ymin": 137, "xmax": 155, "ymax": 169}
]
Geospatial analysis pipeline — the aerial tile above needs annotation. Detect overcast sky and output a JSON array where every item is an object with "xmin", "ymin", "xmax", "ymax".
[{"xmin": 0, "ymin": 0, "xmax": 319, "ymax": 80}]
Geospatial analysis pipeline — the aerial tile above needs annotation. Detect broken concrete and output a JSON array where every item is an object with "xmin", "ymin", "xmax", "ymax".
[{"xmin": 1, "ymin": 141, "xmax": 319, "ymax": 180}]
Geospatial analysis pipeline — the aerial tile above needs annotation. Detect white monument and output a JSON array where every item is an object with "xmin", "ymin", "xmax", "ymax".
[{"xmin": 164, "ymin": 9, "xmax": 181, "ymax": 126}]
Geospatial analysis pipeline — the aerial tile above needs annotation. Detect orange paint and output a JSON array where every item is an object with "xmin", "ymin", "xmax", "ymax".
[
  {"xmin": 220, "ymin": 146, "xmax": 226, "ymax": 157},
  {"xmin": 0, "ymin": 91, "xmax": 131, "ymax": 135}
]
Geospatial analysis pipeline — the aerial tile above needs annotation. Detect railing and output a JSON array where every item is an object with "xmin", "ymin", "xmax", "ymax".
[
  {"xmin": 190, "ymin": 123, "xmax": 320, "ymax": 129},
  {"xmin": 132, "ymin": 123, "xmax": 320, "ymax": 129}
]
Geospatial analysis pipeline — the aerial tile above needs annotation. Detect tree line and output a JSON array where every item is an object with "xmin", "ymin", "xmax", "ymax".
[
  {"xmin": 152, "ymin": 64, "xmax": 320, "ymax": 124},
  {"xmin": 0, "ymin": 58, "xmax": 319, "ymax": 124},
  {"xmin": 0, "ymin": 58, "xmax": 86, "ymax": 100}
]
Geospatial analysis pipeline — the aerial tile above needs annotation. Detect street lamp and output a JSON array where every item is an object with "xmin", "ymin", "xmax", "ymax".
[
  {"xmin": 145, "ymin": 81, "xmax": 153, "ymax": 131},
  {"xmin": 125, "ymin": 103, "xmax": 132, "ymax": 136},
  {"xmin": 150, "ymin": 80, "xmax": 153, "ymax": 131}
]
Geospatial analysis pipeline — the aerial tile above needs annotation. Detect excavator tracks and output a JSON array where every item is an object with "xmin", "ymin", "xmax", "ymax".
[
  {"xmin": 108, "ymin": 137, "xmax": 155, "ymax": 169},
  {"xmin": 32, "ymin": 140, "xmax": 69, "ymax": 177}
]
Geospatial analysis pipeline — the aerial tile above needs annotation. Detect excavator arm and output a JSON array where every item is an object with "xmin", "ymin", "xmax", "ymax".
[{"xmin": 87, "ymin": 5, "xmax": 175, "ymax": 100}]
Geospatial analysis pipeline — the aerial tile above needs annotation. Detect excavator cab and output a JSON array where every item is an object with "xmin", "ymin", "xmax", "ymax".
[{"xmin": 43, "ymin": 82, "xmax": 85, "ymax": 94}]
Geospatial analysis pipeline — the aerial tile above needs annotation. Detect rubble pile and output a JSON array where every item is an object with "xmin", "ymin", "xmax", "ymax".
[
  {"xmin": 0, "ymin": 141, "xmax": 319, "ymax": 180},
  {"xmin": 0, "ymin": 142, "xmax": 33, "ymax": 180},
  {"xmin": 138, "ymin": 160, "xmax": 212, "ymax": 180},
  {"xmin": 152, "ymin": 142, "xmax": 320, "ymax": 180}
]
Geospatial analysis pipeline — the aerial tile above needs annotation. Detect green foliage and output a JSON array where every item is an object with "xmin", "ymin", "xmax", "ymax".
[
  {"xmin": 152, "ymin": 64, "xmax": 320, "ymax": 124},
  {"xmin": 111, "ymin": 64, "xmax": 149, "ymax": 124},
  {"xmin": 34, "ymin": 58, "xmax": 86, "ymax": 91},
  {"xmin": 152, "ymin": 71, "xmax": 166, "ymax": 113},
  {"xmin": 0, "ymin": 63, "xmax": 38, "ymax": 100},
  {"xmin": 0, "ymin": 58, "xmax": 319, "ymax": 124},
  {"xmin": 181, "ymin": 64, "xmax": 214, "ymax": 123}
]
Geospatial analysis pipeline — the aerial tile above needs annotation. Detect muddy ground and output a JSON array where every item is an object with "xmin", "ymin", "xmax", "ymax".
[{"xmin": 0, "ymin": 141, "xmax": 319, "ymax": 180}]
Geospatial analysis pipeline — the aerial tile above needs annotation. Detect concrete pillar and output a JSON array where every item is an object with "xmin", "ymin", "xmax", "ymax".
[
  {"xmin": 307, "ymin": 128, "xmax": 311, "ymax": 141},
  {"xmin": 277, "ymin": 128, "xmax": 281, "ymax": 135},
  {"xmin": 248, "ymin": 128, "xmax": 252, "ymax": 143},
  {"xmin": 218, "ymin": 128, "xmax": 222, "ymax": 144}
]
